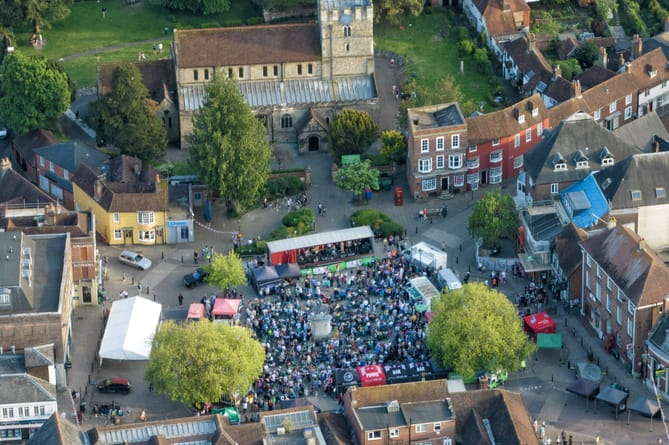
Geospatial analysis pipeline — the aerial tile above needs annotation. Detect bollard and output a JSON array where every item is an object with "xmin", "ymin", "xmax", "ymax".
[
  {"xmin": 552, "ymin": 374, "xmax": 554, "ymax": 382},
  {"xmin": 460, "ymin": 244, "xmax": 462, "ymax": 252},
  {"xmin": 456, "ymin": 256, "xmax": 459, "ymax": 264},
  {"xmin": 153, "ymin": 294, "xmax": 156, "ymax": 302},
  {"xmin": 430, "ymin": 217, "xmax": 433, "ymax": 224},
  {"xmin": 181, "ymin": 255, "xmax": 184, "ymax": 264},
  {"xmin": 146, "ymin": 286, "xmax": 150, "ymax": 295},
  {"xmin": 468, "ymin": 265, "xmax": 471, "ymax": 273},
  {"xmin": 162, "ymin": 251, "xmax": 164, "ymax": 260},
  {"xmin": 567, "ymin": 360, "xmax": 570, "ymax": 369},
  {"xmin": 573, "ymin": 327, "xmax": 576, "ymax": 337},
  {"xmin": 415, "ymin": 226, "xmax": 418, "ymax": 234},
  {"xmin": 131, "ymin": 276, "xmax": 135, "ymax": 285},
  {"xmin": 565, "ymin": 318, "xmax": 568, "ymax": 327}
]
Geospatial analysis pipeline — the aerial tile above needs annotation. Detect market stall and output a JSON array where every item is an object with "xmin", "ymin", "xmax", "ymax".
[
  {"xmin": 523, "ymin": 312, "xmax": 557, "ymax": 340},
  {"xmin": 187, "ymin": 303, "xmax": 205, "ymax": 321},
  {"xmin": 212, "ymin": 298, "xmax": 241, "ymax": 322},
  {"xmin": 249, "ymin": 265, "xmax": 281, "ymax": 291}
]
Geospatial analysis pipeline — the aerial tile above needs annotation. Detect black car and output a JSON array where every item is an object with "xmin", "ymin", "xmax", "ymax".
[
  {"xmin": 97, "ymin": 377, "xmax": 131, "ymax": 394},
  {"xmin": 184, "ymin": 267, "xmax": 209, "ymax": 288}
]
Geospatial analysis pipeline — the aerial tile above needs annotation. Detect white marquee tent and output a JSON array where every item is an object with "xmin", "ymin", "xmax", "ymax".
[{"xmin": 99, "ymin": 296, "xmax": 162, "ymax": 363}]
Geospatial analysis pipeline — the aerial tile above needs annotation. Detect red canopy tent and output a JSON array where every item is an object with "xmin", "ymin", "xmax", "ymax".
[
  {"xmin": 358, "ymin": 364, "xmax": 386, "ymax": 387},
  {"xmin": 523, "ymin": 312, "xmax": 556, "ymax": 340},
  {"xmin": 187, "ymin": 303, "xmax": 205, "ymax": 321},
  {"xmin": 212, "ymin": 299, "xmax": 241, "ymax": 317}
]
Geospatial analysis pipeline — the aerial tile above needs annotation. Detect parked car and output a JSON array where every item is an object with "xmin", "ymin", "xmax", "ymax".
[
  {"xmin": 97, "ymin": 377, "xmax": 132, "ymax": 394},
  {"xmin": 184, "ymin": 267, "xmax": 209, "ymax": 288},
  {"xmin": 118, "ymin": 250, "xmax": 152, "ymax": 270}
]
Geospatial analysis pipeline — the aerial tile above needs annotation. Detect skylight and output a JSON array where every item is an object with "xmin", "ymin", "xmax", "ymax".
[
  {"xmin": 631, "ymin": 190, "xmax": 642, "ymax": 201},
  {"xmin": 657, "ymin": 187, "xmax": 666, "ymax": 199}
]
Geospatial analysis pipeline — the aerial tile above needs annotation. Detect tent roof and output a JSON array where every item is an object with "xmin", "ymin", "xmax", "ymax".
[
  {"xmin": 630, "ymin": 396, "xmax": 661, "ymax": 417},
  {"xmin": 275, "ymin": 263, "xmax": 302, "ymax": 279},
  {"xmin": 537, "ymin": 333, "xmax": 563, "ymax": 348},
  {"xmin": 267, "ymin": 226, "xmax": 374, "ymax": 253},
  {"xmin": 523, "ymin": 312, "xmax": 556, "ymax": 333},
  {"xmin": 99, "ymin": 297, "xmax": 162, "ymax": 360},
  {"xmin": 566, "ymin": 378, "xmax": 600, "ymax": 399},
  {"xmin": 212, "ymin": 298, "xmax": 241, "ymax": 317},
  {"xmin": 251, "ymin": 265, "xmax": 280, "ymax": 283},
  {"xmin": 596, "ymin": 386, "xmax": 629, "ymax": 407},
  {"xmin": 187, "ymin": 303, "xmax": 205, "ymax": 319}
]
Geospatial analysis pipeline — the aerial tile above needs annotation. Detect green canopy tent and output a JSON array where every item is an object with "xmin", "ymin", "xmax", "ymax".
[{"xmin": 537, "ymin": 333, "xmax": 562, "ymax": 348}]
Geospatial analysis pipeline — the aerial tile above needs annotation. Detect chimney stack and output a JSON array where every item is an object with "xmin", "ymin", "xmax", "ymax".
[
  {"xmin": 631, "ymin": 34, "xmax": 642, "ymax": 59},
  {"xmin": 607, "ymin": 216, "xmax": 616, "ymax": 229},
  {"xmin": 599, "ymin": 47, "xmax": 608, "ymax": 68},
  {"xmin": 0, "ymin": 157, "xmax": 10, "ymax": 173},
  {"xmin": 639, "ymin": 238, "xmax": 647, "ymax": 252},
  {"xmin": 618, "ymin": 53, "xmax": 625, "ymax": 68},
  {"xmin": 553, "ymin": 65, "xmax": 562, "ymax": 80},
  {"xmin": 94, "ymin": 176, "xmax": 104, "ymax": 201},
  {"xmin": 527, "ymin": 33, "xmax": 536, "ymax": 53},
  {"xmin": 155, "ymin": 174, "xmax": 161, "ymax": 194},
  {"xmin": 654, "ymin": 139, "xmax": 661, "ymax": 153},
  {"xmin": 572, "ymin": 80, "xmax": 582, "ymax": 99},
  {"xmin": 45, "ymin": 203, "xmax": 56, "ymax": 226}
]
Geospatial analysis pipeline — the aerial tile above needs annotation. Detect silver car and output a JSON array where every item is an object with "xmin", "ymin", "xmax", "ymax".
[{"xmin": 118, "ymin": 250, "xmax": 152, "ymax": 270}]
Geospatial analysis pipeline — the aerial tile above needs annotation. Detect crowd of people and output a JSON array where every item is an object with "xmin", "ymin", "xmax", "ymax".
[{"xmin": 239, "ymin": 250, "xmax": 434, "ymax": 412}]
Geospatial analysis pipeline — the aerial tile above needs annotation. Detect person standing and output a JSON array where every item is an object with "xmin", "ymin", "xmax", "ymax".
[{"xmin": 178, "ymin": 293, "xmax": 184, "ymax": 306}]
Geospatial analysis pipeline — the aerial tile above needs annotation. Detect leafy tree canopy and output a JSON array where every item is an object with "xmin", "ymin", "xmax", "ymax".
[
  {"xmin": 575, "ymin": 40, "xmax": 599, "ymax": 69},
  {"xmin": 88, "ymin": 63, "xmax": 167, "ymax": 161},
  {"xmin": 467, "ymin": 191, "xmax": 518, "ymax": 248},
  {"xmin": 148, "ymin": 0, "xmax": 231, "ymax": 15},
  {"xmin": 334, "ymin": 159, "xmax": 379, "ymax": 198},
  {"xmin": 204, "ymin": 251, "xmax": 247, "ymax": 290},
  {"xmin": 550, "ymin": 58, "xmax": 582, "ymax": 80},
  {"xmin": 374, "ymin": 0, "xmax": 423, "ymax": 25},
  {"xmin": 0, "ymin": 51, "xmax": 69, "ymax": 134},
  {"xmin": 188, "ymin": 77, "xmax": 271, "ymax": 213},
  {"xmin": 427, "ymin": 283, "xmax": 535, "ymax": 377},
  {"xmin": 146, "ymin": 320, "xmax": 265, "ymax": 406},
  {"xmin": 0, "ymin": 0, "xmax": 72, "ymax": 34},
  {"xmin": 328, "ymin": 110, "xmax": 379, "ymax": 163},
  {"xmin": 379, "ymin": 130, "xmax": 406, "ymax": 164}
]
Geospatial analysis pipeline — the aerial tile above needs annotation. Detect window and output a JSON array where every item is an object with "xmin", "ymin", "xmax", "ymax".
[
  {"xmin": 656, "ymin": 187, "xmax": 666, "ymax": 199},
  {"xmin": 63, "ymin": 168, "xmax": 69, "ymax": 179},
  {"xmin": 415, "ymin": 424, "xmax": 428, "ymax": 433},
  {"xmin": 596, "ymin": 266, "xmax": 601, "ymax": 278},
  {"xmin": 49, "ymin": 162, "xmax": 55, "ymax": 173},
  {"xmin": 514, "ymin": 134, "xmax": 520, "ymax": 147},
  {"xmin": 596, "ymin": 282, "xmax": 601, "ymax": 301},
  {"xmin": 492, "ymin": 138, "xmax": 500, "ymax": 146},
  {"xmin": 113, "ymin": 213, "xmax": 120, "ymax": 223},
  {"xmin": 489, "ymin": 166, "xmax": 502, "ymax": 184},
  {"xmin": 0, "ymin": 288, "xmax": 9, "ymax": 305},
  {"xmin": 602, "ymin": 157, "xmax": 614, "ymax": 166},
  {"xmin": 607, "ymin": 277, "xmax": 612, "ymax": 290},
  {"xmin": 204, "ymin": 69, "xmax": 209, "ymax": 80},
  {"xmin": 113, "ymin": 230, "xmax": 122, "ymax": 241},
  {"xmin": 193, "ymin": 70, "xmax": 199, "ymax": 81},
  {"xmin": 576, "ymin": 160, "xmax": 589, "ymax": 169},
  {"xmin": 586, "ymin": 254, "xmax": 592, "ymax": 267},
  {"xmin": 238, "ymin": 67, "xmax": 244, "ymax": 78},
  {"xmin": 625, "ymin": 94, "xmax": 633, "ymax": 105},
  {"xmin": 627, "ymin": 317, "xmax": 634, "ymax": 337},
  {"xmin": 518, "ymin": 114, "xmax": 525, "ymax": 124},
  {"xmin": 139, "ymin": 230, "xmax": 155, "ymax": 241},
  {"xmin": 389, "ymin": 429, "xmax": 400, "ymax": 438},
  {"xmin": 421, "ymin": 139, "xmax": 429, "ymax": 153},
  {"xmin": 436, "ymin": 137, "xmax": 445, "ymax": 151},
  {"xmin": 434, "ymin": 423, "xmax": 441, "ymax": 433},
  {"xmin": 594, "ymin": 109, "xmax": 601, "ymax": 120},
  {"xmin": 263, "ymin": 66, "xmax": 268, "ymax": 77},
  {"xmin": 606, "ymin": 294, "xmax": 611, "ymax": 313},
  {"xmin": 443, "ymin": 439, "xmax": 453, "ymax": 445},
  {"xmin": 367, "ymin": 431, "xmax": 382, "ymax": 441},
  {"xmin": 345, "ymin": 43, "xmax": 350, "ymax": 52},
  {"xmin": 513, "ymin": 155, "xmax": 524, "ymax": 169},
  {"xmin": 625, "ymin": 106, "xmax": 632, "ymax": 120},
  {"xmin": 525, "ymin": 128, "xmax": 532, "ymax": 142},
  {"xmin": 33, "ymin": 407, "xmax": 38, "ymax": 416},
  {"xmin": 609, "ymin": 101, "xmax": 617, "ymax": 113},
  {"xmin": 436, "ymin": 155, "xmax": 445, "ymax": 169},
  {"xmin": 5, "ymin": 408, "xmax": 13, "ymax": 418},
  {"xmin": 39, "ymin": 156, "xmax": 45, "ymax": 167},
  {"xmin": 451, "ymin": 134, "xmax": 460, "ymax": 149},
  {"xmin": 136, "ymin": 211, "xmax": 155, "ymax": 225},
  {"xmin": 454, "ymin": 174, "xmax": 465, "ymax": 187},
  {"xmin": 630, "ymin": 190, "xmax": 642, "ymax": 201},
  {"xmin": 273, "ymin": 65, "xmax": 279, "ymax": 76},
  {"xmin": 39, "ymin": 406, "xmax": 44, "ymax": 416},
  {"xmin": 469, "ymin": 145, "xmax": 477, "ymax": 152},
  {"xmin": 308, "ymin": 63, "xmax": 313, "ymax": 75},
  {"xmin": 448, "ymin": 154, "xmax": 462, "ymax": 169},
  {"xmin": 422, "ymin": 177, "xmax": 436, "ymax": 191},
  {"xmin": 228, "ymin": 68, "xmax": 233, "ymax": 78},
  {"xmin": 537, "ymin": 122, "xmax": 543, "ymax": 136},
  {"xmin": 343, "ymin": 25, "xmax": 351, "ymax": 37},
  {"xmin": 617, "ymin": 306, "xmax": 622, "ymax": 324},
  {"xmin": 281, "ymin": 114, "xmax": 293, "ymax": 129},
  {"xmin": 297, "ymin": 64, "xmax": 303, "ymax": 75},
  {"xmin": 628, "ymin": 300, "xmax": 634, "ymax": 316},
  {"xmin": 418, "ymin": 158, "xmax": 432, "ymax": 173},
  {"xmin": 489, "ymin": 151, "xmax": 502, "ymax": 162},
  {"xmin": 550, "ymin": 183, "xmax": 559, "ymax": 194}
]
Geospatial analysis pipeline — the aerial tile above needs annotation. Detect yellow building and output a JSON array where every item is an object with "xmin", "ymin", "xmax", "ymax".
[{"xmin": 72, "ymin": 155, "xmax": 169, "ymax": 245}]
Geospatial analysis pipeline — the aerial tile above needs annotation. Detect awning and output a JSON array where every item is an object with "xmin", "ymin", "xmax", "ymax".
[
  {"xmin": 596, "ymin": 386, "xmax": 629, "ymax": 408},
  {"xmin": 630, "ymin": 397, "xmax": 661, "ymax": 418},
  {"xmin": 383, "ymin": 363, "xmax": 412, "ymax": 384},
  {"xmin": 358, "ymin": 364, "xmax": 386, "ymax": 387},
  {"xmin": 212, "ymin": 299, "xmax": 241, "ymax": 317},
  {"xmin": 99, "ymin": 297, "xmax": 162, "ymax": 361},
  {"xmin": 566, "ymin": 378, "xmax": 600, "ymax": 399},
  {"xmin": 334, "ymin": 368, "xmax": 360, "ymax": 388},
  {"xmin": 250, "ymin": 266, "xmax": 280, "ymax": 286},
  {"xmin": 523, "ymin": 312, "xmax": 557, "ymax": 337},
  {"xmin": 187, "ymin": 303, "xmax": 205, "ymax": 320},
  {"xmin": 537, "ymin": 333, "xmax": 562, "ymax": 349},
  {"xmin": 267, "ymin": 226, "xmax": 374, "ymax": 254},
  {"xmin": 407, "ymin": 361, "xmax": 433, "ymax": 380}
]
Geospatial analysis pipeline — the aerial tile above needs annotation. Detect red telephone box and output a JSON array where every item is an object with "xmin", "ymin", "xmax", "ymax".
[{"xmin": 394, "ymin": 187, "xmax": 404, "ymax": 206}]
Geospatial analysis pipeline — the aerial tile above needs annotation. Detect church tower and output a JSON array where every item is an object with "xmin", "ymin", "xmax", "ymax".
[{"xmin": 318, "ymin": 0, "xmax": 375, "ymax": 80}]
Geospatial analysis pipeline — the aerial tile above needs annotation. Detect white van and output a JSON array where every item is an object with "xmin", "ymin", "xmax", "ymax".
[{"xmin": 436, "ymin": 268, "xmax": 462, "ymax": 292}]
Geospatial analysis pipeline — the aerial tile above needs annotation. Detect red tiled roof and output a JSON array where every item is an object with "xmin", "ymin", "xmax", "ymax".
[
  {"xmin": 174, "ymin": 23, "xmax": 321, "ymax": 69},
  {"xmin": 466, "ymin": 94, "xmax": 547, "ymax": 144}
]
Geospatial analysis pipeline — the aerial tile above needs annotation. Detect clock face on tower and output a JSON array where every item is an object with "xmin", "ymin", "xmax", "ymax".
[{"xmin": 340, "ymin": 14, "xmax": 352, "ymax": 25}]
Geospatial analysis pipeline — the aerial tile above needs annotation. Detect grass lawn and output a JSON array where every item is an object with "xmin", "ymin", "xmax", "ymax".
[
  {"xmin": 18, "ymin": 0, "xmax": 262, "ymax": 87},
  {"xmin": 375, "ymin": 9, "xmax": 501, "ymax": 111}
]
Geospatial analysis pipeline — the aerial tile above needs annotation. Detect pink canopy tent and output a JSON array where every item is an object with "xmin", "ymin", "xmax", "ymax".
[{"xmin": 212, "ymin": 298, "xmax": 241, "ymax": 317}]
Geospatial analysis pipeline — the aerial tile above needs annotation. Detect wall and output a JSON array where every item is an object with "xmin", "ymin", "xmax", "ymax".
[{"xmin": 638, "ymin": 204, "xmax": 669, "ymax": 250}]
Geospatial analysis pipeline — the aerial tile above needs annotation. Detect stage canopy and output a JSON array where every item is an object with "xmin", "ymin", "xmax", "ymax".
[
  {"xmin": 537, "ymin": 333, "xmax": 563, "ymax": 349},
  {"xmin": 275, "ymin": 263, "xmax": 301, "ymax": 280},
  {"xmin": 523, "ymin": 312, "xmax": 557, "ymax": 338},
  {"xmin": 99, "ymin": 297, "xmax": 162, "ymax": 362},
  {"xmin": 212, "ymin": 299, "xmax": 241, "ymax": 317},
  {"xmin": 566, "ymin": 378, "xmax": 600, "ymax": 399},
  {"xmin": 630, "ymin": 397, "xmax": 661, "ymax": 418},
  {"xmin": 358, "ymin": 364, "xmax": 386, "ymax": 387}
]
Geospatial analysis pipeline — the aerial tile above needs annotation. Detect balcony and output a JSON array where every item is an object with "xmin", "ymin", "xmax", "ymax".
[{"xmin": 466, "ymin": 157, "xmax": 480, "ymax": 170}]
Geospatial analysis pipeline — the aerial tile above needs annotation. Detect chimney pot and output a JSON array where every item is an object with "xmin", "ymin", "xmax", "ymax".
[{"xmin": 655, "ymin": 140, "xmax": 661, "ymax": 153}]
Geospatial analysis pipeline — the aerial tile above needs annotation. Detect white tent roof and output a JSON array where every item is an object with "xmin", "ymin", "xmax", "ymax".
[
  {"xmin": 267, "ymin": 226, "xmax": 374, "ymax": 254},
  {"xmin": 99, "ymin": 296, "xmax": 162, "ymax": 361}
]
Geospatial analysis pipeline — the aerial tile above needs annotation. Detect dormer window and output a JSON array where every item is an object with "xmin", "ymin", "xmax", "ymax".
[
  {"xmin": 518, "ymin": 114, "xmax": 525, "ymax": 124},
  {"xmin": 532, "ymin": 107, "xmax": 539, "ymax": 117},
  {"xmin": 647, "ymin": 64, "xmax": 657, "ymax": 78},
  {"xmin": 576, "ymin": 161, "xmax": 589, "ymax": 169},
  {"xmin": 554, "ymin": 163, "xmax": 567, "ymax": 171},
  {"xmin": 630, "ymin": 190, "xmax": 642, "ymax": 201},
  {"xmin": 600, "ymin": 147, "xmax": 614, "ymax": 166},
  {"xmin": 602, "ymin": 157, "xmax": 614, "ymax": 166},
  {"xmin": 552, "ymin": 153, "xmax": 567, "ymax": 171},
  {"xmin": 0, "ymin": 287, "xmax": 9, "ymax": 305},
  {"xmin": 656, "ymin": 187, "xmax": 666, "ymax": 199},
  {"xmin": 573, "ymin": 150, "xmax": 589, "ymax": 169}
]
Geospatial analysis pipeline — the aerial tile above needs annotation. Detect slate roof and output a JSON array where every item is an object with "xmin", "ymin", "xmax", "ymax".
[
  {"xmin": 179, "ymin": 75, "xmax": 377, "ymax": 111},
  {"xmin": 408, "ymin": 103, "xmax": 465, "ymax": 131},
  {"xmin": 450, "ymin": 389, "xmax": 538, "ymax": 445},
  {"xmin": 296, "ymin": 108, "xmax": 329, "ymax": 134},
  {"xmin": 0, "ymin": 162, "xmax": 54, "ymax": 206},
  {"xmin": 524, "ymin": 112, "xmax": 641, "ymax": 185},
  {"xmin": 647, "ymin": 315, "xmax": 669, "ymax": 360},
  {"xmin": 595, "ymin": 152, "xmax": 669, "ymax": 209},
  {"xmin": 502, "ymin": 36, "xmax": 552, "ymax": 93},
  {"xmin": 0, "ymin": 373, "xmax": 56, "ymax": 404},
  {"xmin": 554, "ymin": 223, "xmax": 589, "ymax": 277},
  {"xmin": 33, "ymin": 142, "xmax": 109, "ymax": 174},
  {"xmin": 543, "ymin": 76, "xmax": 574, "ymax": 103},
  {"xmin": 472, "ymin": 0, "xmax": 530, "ymax": 38},
  {"xmin": 558, "ymin": 36, "xmax": 579, "ymax": 59},
  {"xmin": 24, "ymin": 345, "xmax": 55, "ymax": 368},
  {"xmin": 613, "ymin": 110, "xmax": 669, "ymax": 152},
  {"xmin": 12, "ymin": 129, "xmax": 58, "ymax": 168},
  {"xmin": 26, "ymin": 413, "xmax": 85, "ymax": 445},
  {"xmin": 574, "ymin": 64, "xmax": 618, "ymax": 90},
  {"xmin": 98, "ymin": 59, "xmax": 176, "ymax": 103},
  {"xmin": 466, "ymin": 94, "xmax": 546, "ymax": 144},
  {"xmin": 174, "ymin": 23, "xmax": 321, "ymax": 69}
]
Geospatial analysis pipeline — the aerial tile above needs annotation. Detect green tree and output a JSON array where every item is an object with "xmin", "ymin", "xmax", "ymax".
[
  {"xmin": 467, "ymin": 191, "xmax": 518, "ymax": 248},
  {"xmin": 0, "ymin": 52, "xmax": 69, "ymax": 134},
  {"xmin": 427, "ymin": 283, "xmax": 535, "ymax": 377},
  {"xmin": 374, "ymin": 0, "xmax": 423, "ymax": 25},
  {"xmin": 328, "ymin": 110, "xmax": 379, "ymax": 163},
  {"xmin": 204, "ymin": 251, "xmax": 247, "ymax": 290},
  {"xmin": 334, "ymin": 159, "xmax": 379, "ymax": 199},
  {"xmin": 148, "ymin": 0, "xmax": 231, "ymax": 15},
  {"xmin": 146, "ymin": 320, "xmax": 265, "ymax": 406},
  {"xmin": 457, "ymin": 39, "xmax": 476, "ymax": 57},
  {"xmin": 189, "ymin": 77, "xmax": 271, "ymax": 213},
  {"xmin": 0, "ymin": 0, "xmax": 72, "ymax": 35},
  {"xmin": 473, "ymin": 47, "xmax": 489, "ymax": 68},
  {"xmin": 379, "ymin": 130, "xmax": 406, "ymax": 164},
  {"xmin": 549, "ymin": 58, "xmax": 582, "ymax": 80},
  {"xmin": 575, "ymin": 40, "xmax": 599, "ymax": 69},
  {"xmin": 88, "ymin": 63, "xmax": 167, "ymax": 161}
]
